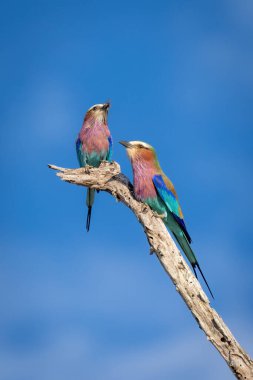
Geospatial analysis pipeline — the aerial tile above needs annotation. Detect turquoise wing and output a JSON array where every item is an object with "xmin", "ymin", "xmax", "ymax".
[
  {"xmin": 153, "ymin": 174, "xmax": 192, "ymax": 243},
  {"xmin": 76, "ymin": 137, "xmax": 87, "ymax": 166}
]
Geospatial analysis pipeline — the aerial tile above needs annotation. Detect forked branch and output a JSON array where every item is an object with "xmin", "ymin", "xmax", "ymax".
[{"xmin": 49, "ymin": 161, "xmax": 253, "ymax": 379}]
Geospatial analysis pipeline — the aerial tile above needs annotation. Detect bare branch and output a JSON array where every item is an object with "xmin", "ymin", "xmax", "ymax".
[{"xmin": 49, "ymin": 161, "xmax": 253, "ymax": 379}]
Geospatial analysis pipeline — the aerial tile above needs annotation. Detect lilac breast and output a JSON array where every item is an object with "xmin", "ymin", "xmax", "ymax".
[
  {"xmin": 79, "ymin": 119, "xmax": 110, "ymax": 154},
  {"xmin": 132, "ymin": 160, "xmax": 157, "ymax": 201}
]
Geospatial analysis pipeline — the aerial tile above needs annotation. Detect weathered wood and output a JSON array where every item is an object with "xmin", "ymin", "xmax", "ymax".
[{"xmin": 49, "ymin": 161, "xmax": 253, "ymax": 379}]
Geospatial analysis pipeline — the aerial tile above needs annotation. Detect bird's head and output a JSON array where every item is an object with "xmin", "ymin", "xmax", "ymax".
[
  {"xmin": 84, "ymin": 102, "xmax": 110, "ymax": 123},
  {"xmin": 119, "ymin": 140, "xmax": 157, "ymax": 163}
]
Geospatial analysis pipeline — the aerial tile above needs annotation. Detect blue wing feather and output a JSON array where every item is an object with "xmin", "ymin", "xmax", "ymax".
[
  {"xmin": 106, "ymin": 135, "xmax": 113, "ymax": 161},
  {"xmin": 153, "ymin": 174, "xmax": 192, "ymax": 243}
]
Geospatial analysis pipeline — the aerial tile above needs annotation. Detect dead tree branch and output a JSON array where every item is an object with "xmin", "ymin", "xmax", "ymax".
[{"xmin": 49, "ymin": 161, "xmax": 253, "ymax": 379}]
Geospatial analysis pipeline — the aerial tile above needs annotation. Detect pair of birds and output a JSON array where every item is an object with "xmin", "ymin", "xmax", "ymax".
[{"xmin": 76, "ymin": 102, "xmax": 214, "ymax": 299}]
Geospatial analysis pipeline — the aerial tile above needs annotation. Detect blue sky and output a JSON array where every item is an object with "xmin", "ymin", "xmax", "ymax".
[{"xmin": 0, "ymin": 0, "xmax": 253, "ymax": 379}]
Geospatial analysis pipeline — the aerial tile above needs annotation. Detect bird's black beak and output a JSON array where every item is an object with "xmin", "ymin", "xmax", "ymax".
[
  {"xmin": 119, "ymin": 141, "xmax": 131, "ymax": 148},
  {"xmin": 102, "ymin": 102, "xmax": 110, "ymax": 110}
]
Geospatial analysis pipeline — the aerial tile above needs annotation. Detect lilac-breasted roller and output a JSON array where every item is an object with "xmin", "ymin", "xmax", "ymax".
[
  {"xmin": 120, "ymin": 140, "xmax": 214, "ymax": 298},
  {"xmin": 76, "ymin": 103, "xmax": 112, "ymax": 231}
]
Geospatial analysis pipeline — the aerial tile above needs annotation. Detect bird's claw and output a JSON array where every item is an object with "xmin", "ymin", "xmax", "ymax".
[
  {"xmin": 84, "ymin": 166, "xmax": 91, "ymax": 174},
  {"xmin": 141, "ymin": 205, "xmax": 149, "ymax": 214},
  {"xmin": 153, "ymin": 211, "xmax": 167, "ymax": 219}
]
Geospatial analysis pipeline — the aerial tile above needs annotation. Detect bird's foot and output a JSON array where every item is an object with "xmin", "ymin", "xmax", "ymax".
[
  {"xmin": 141, "ymin": 205, "xmax": 149, "ymax": 214},
  {"xmin": 153, "ymin": 211, "xmax": 167, "ymax": 219},
  {"xmin": 84, "ymin": 166, "xmax": 91, "ymax": 174}
]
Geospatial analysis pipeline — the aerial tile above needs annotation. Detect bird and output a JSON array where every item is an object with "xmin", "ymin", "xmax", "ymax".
[
  {"xmin": 120, "ymin": 140, "xmax": 214, "ymax": 298},
  {"xmin": 76, "ymin": 103, "xmax": 112, "ymax": 231}
]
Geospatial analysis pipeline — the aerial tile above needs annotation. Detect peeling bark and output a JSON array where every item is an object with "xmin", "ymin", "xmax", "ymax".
[{"xmin": 49, "ymin": 161, "xmax": 253, "ymax": 379}]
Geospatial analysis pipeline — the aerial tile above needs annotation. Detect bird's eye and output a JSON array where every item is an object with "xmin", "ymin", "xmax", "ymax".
[{"xmin": 93, "ymin": 106, "xmax": 97, "ymax": 111}]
